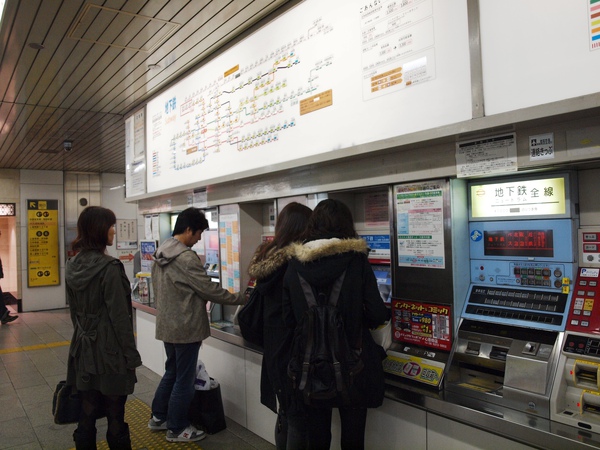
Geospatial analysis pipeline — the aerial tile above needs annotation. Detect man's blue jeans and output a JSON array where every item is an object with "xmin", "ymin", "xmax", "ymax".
[{"xmin": 151, "ymin": 341, "xmax": 201, "ymax": 434}]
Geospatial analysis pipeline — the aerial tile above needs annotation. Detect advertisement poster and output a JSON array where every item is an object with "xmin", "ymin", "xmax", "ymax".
[
  {"xmin": 139, "ymin": 240, "xmax": 157, "ymax": 273},
  {"xmin": 359, "ymin": 233, "xmax": 390, "ymax": 262},
  {"xmin": 27, "ymin": 199, "xmax": 60, "ymax": 287},
  {"xmin": 391, "ymin": 299, "xmax": 451, "ymax": 351},
  {"xmin": 219, "ymin": 214, "xmax": 241, "ymax": 293},
  {"xmin": 395, "ymin": 181, "xmax": 445, "ymax": 268}
]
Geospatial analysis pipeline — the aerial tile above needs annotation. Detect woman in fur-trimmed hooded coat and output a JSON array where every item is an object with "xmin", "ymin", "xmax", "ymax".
[
  {"xmin": 247, "ymin": 202, "xmax": 312, "ymax": 449},
  {"xmin": 282, "ymin": 199, "xmax": 390, "ymax": 450}
]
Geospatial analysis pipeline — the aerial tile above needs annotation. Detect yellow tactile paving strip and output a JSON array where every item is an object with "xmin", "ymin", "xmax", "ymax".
[
  {"xmin": 0, "ymin": 340, "xmax": 71, "ymax": 354},
  {"xmin": 73, "ymin": 399, "xmax": 204, "ymax": 450}
]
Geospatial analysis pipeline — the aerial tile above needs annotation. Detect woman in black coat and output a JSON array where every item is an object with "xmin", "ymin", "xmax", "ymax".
[
  {"xmin": 66, "ymin": 206, "xmax": 142, "ymax": 449},
  {"xmin": 247, "ymin": 202, "xmax": 312, "ymax": 449},
  {"xmin": 282, "ymin": 199, "xmax": 390, "ymax": 450}
]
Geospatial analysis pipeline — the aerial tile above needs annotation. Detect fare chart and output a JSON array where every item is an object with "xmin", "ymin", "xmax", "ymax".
[{"xmin": 141, "ymin": 0, "xmax": 472, "ymax": 196}]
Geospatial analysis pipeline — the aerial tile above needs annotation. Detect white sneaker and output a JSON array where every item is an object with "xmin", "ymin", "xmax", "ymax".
[
  {"xmin": 166, "ymin": 425, "xmax": 206, "ymax": 442},
  {"xmin": 148, "ymin": 415, "xmax": 167, "ymax": 431}
]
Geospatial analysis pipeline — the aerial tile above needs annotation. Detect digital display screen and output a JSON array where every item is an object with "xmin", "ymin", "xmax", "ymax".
[
  {"xmin": 204, "ymin": 230, "xmax": 219, "ymax": 251},
  {"xmin": 484, "ymin": 229, "xmax": 554, "ymax": 257}
]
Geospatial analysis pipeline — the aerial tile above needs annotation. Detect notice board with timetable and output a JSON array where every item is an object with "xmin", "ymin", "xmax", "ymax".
[{"xmin": 27, "ymin": 199, "xmax": 60, "ymax": 287}]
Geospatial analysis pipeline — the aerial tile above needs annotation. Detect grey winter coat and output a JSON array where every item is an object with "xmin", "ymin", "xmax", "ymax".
[
  {"xmin": 66, "ymin": 251, "xmax": 142, "ymax": 395},
  {"xmin": 152, "ymin": 237, "xmax": 245, "ymax": 344}
]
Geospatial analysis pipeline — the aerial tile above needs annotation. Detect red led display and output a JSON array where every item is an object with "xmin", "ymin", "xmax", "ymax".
[{"xmin": 483, "ymin": 229, "xmax": 554, "ymax": 257}]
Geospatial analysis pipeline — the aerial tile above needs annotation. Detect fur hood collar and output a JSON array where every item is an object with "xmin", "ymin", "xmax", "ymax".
[
  {"xmin": 291, "ymin": 238, "xmax": 369, "ymax": 263},
  {"xmin": 248, "ymin": 245, "xmax": 295, "ymax": 281}
]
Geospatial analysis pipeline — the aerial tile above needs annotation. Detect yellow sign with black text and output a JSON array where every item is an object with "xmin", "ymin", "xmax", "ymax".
[{"xmin": 27, "ymin": 200, "xmax": 60, "ymax": 287}]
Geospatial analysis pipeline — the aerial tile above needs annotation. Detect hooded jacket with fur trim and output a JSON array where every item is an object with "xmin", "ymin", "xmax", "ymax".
[
  {"xmin": 247, "ymin": 244, "xmax": 297, "ymax": 414},
  {"xmin": 283, "ymin": 237, "xmax": 390, "ymax": 411}
]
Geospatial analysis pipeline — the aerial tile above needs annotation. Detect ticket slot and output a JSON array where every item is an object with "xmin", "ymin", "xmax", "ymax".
[
  {"xmin": 551, "ymin": 336, "xmax": 600, "ymax": 433},
  {"xmin": 459, "ymin": 365, "xmax": 504, "ymax": 395},
  {"xmin": 581, "ymin": 391, "xmax": 600, "ymax": 416},
  {"xmin": 572, "ymin": 360, "xmax": 600, "ymax": 390},
  {"xmin": 490, "ymin": 346, "xmax": 509, "ymax": 361}
]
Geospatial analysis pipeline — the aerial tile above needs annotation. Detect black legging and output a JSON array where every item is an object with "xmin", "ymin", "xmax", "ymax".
[{"xmin": 77, "ymin": 390, "xmax": 128, "ymax": 447}]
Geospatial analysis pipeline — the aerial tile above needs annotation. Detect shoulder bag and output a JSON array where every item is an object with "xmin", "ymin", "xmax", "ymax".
[
  {"xmin": 52, "ymin": 380, "xmax": 81, "ymax": 424},
  {"xmin": 237, "ymin": 287, "xmax": 264, "ymax": 347}
]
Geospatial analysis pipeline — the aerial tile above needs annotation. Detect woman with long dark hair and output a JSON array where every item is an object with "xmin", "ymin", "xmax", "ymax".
[
  {"xmin": 246, "ymin": 202, "xmax": 312, "ymax": 449},
  {"xmin": 66, "ymin": 206, "xmax": 142, "ymax": 449},
  {"xmin": 283, "ymin": 199, "xmax": 390, "ymax": 450}
]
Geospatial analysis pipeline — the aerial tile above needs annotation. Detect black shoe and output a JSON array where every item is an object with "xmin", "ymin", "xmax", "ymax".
[{"xmin": 1, "ymin": 314, "xmax": 18, "ymax": 324}]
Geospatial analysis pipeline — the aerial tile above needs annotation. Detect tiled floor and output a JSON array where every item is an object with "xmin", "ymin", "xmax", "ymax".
[{"xmin": 0, "ymin": 306, "xmax": 275, "ymax": 450}]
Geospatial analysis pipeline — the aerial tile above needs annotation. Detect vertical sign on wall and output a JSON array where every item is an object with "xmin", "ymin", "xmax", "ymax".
[
  {"xmin": 590, "ymin": 0, "xmax": 600, "ymax": 50},
  {"xmin": 125, "ymin": 108, "xmax": 146, "ymax": 197},
  {"xmin": 218, "ymin": 213, "xmax": 240, "ymax": 293},
  {"xmin": 27, "ymin": 199, "xmax": 60, "ymax": 287}
]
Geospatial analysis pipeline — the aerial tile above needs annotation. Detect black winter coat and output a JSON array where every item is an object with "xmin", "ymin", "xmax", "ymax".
[
  {"xmin": 66, "ymin": 251, "xmax": 142, "ymax": 395},
  {"xmin": 282, "ymin": 237, "xmax": 390, "ymax": 412},
  {"xmin": 248, "ymin": 245, "xmax": 296, "ymax": 414}
]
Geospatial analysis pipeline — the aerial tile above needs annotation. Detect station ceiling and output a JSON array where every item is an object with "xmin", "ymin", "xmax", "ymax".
[{"xmin": 0, "ymin": 0, "xmax": 291, "ymax": 174}]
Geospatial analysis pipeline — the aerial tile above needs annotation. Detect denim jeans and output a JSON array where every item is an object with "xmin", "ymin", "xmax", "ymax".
[
  {"xmin": 287, "ymin": 406, "xmax": 367, "ymax": 450},
  {"xmin": 151, "ymin": 341, "xmax": 201, "ymax": 434}
]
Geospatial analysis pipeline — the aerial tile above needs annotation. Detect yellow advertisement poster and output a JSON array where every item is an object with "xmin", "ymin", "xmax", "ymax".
[{"xmin": 27, "ymin": 199, "xmax": 60, "ymax": 287}]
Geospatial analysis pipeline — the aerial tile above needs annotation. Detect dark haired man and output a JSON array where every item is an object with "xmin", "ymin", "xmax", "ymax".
[{"xmin": 148, "ymin": 208, "xmax": 245, "ymax": 443}]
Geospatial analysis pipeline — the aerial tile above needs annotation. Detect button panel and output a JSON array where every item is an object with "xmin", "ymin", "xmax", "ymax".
[
  {"xmin": 566, "ymin": 267, "xmax": 600, "ymax": 333},
  {"xmin": 471, "ymin": 260, "xmax": 571, "ymax": 291}
]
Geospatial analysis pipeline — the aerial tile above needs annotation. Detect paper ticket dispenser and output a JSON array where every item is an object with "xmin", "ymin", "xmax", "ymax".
[{"xmin": 551, "ymin": 227, "xmax": 600, "ymax": 432}]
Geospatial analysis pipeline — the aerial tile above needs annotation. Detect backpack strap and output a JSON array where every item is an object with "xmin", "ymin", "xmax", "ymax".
[
  {"xmin": 297, "ymin": 274, "xmax": 315, "ymax": 391},
  {"xmin": 329, "ymin": 270, "xmax": 349, "ymax": 400},
  {"xmin": 297, "ymin": 271, "xmax": 349, "ymax": 398},
  {"xmin": 298, "ymin": 274, "xmax": 318, "ymax": 307},
  {"xmin": 327, "ymin": 270, "xmax": 346, "ymax": 307}
]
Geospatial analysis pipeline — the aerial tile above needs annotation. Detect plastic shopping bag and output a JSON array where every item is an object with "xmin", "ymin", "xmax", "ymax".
[{"xmin": 194, "ymin": 359, "xmax": 211, "ymax": 391}]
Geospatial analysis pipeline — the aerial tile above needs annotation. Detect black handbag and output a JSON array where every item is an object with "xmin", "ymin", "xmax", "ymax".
[
  {"xmin": 237, "ymin": 287, "xmax": 264, "ymax": 347},
  {"xmin": 188, "ymin": 379, "xmax": 227, "ymax": 434},
  {"xmin": 52, "ymin": 380, "xmax": 81, "ymax": 424}
]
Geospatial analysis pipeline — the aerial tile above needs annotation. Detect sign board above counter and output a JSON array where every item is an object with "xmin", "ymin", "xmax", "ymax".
[{"xmin": 129, "ymin": 0, "xmax": 472, "ymax": 198}]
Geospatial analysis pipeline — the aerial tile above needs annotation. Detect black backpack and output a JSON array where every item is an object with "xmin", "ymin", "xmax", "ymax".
[{"xmin": 287, "ymin": 270, "xmax": 364, "ymax": 407}]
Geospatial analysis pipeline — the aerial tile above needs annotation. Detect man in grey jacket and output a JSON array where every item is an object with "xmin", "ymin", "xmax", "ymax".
[{"xmin": 148, "ymin": 208, "xmax": 245, "ymax": 443}]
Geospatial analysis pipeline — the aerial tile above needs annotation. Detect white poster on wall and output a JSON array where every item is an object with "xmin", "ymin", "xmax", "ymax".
[
  {"xmin": 143, "ymin": 0, "xmax": 472, "ymax": 196},
  {"xmin": 125, "ymin": 108, "xmax": 146, "ymax": 197},
  {"xmin": 455, "ymin": 133, "xmax": 518, "ymax": 178},
  {"xmin": 395, "ymin": 180, "xmax": 445, "ymax": 269}
]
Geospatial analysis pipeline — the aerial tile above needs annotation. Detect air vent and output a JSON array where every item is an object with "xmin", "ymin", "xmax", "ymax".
[{"xmin": 67, "ymin": 4, "xmax": 180, "ymax": 52}]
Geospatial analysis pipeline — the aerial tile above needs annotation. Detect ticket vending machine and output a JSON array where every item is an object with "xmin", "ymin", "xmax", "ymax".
[
  {"xmin": 446, "ymin": 172, "xmax": 578, "ymax": 419},
  {"xmin": 551, "ymin": 226, "xmax": 600, "ymax": 432}
]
